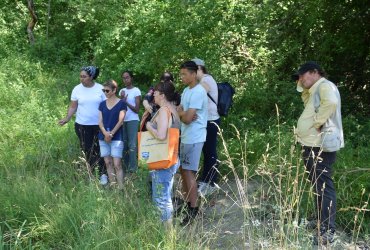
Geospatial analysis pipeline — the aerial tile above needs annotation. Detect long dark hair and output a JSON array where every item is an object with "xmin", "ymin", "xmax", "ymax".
[
  {"xmin": 155, "ymin": 80, "xmax": 181, "ymax": 106},
  {"xmin": 198, "ymin": 65, "xmax": 208, "ymax": 74}
]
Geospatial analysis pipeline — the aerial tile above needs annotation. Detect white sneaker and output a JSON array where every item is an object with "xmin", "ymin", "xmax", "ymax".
[
  {"xmin": 100, "ymin": 174, "xmax": 108, "ymax": 185},
  {"xmin": 199, "ymin": 183, "xmax": 218, "ymax": 197},
  {"xmin": 198, "ymin": 182, "xmax": 206, "ymax": 194}
]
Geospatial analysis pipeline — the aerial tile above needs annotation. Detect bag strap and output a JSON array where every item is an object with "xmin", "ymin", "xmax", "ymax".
[
  {"xmin": 207, "ymin": 93, "xmax": 217, "ymax": 105},
  {"xmin": 151, "ymin": 106, "xmax": 173, "ymax": 128},
  {"xmin": 164, "ymin": 106, "xmax": 173, "ymax": 128},
  {"xmin": 139, "ymin": 111, "xmax": 150, "ymax": 132},
  {"xmin": 313, "ymin": 81, "xmax": 323, "ymax": 113}
]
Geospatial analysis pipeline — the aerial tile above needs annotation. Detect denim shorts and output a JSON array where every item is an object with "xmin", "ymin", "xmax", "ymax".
[
  {"xmin": 180, "ymin": 142, "xmax": 204, "ymax": 171},
  {"xmin": 99, "ymin": 140, "xmax": 124, "ymax": 158}
]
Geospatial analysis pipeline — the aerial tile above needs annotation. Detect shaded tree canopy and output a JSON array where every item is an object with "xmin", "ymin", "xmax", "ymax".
[{"xmin": 1, "ymin": 0, "xmax": 369, "ymax": 116}]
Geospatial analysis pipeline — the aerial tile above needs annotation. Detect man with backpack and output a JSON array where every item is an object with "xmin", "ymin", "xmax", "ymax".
[
  {"xmin": 192, "ymin": 58, "xmax": 221, "ymax": 197},
  {"xmin": 292, "ymin": 61, "xmax": 344, "ymax": 246}
]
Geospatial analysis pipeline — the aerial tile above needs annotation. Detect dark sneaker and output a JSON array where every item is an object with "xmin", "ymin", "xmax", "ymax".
[
  {"xmin": 180, "ymin": 206, "xmax": 199, "ymax": 226},
  {"xmin": 306, "ymin": 219, "xmax": 318, "ymax": 230},
  {"xmin": 174, "ymin": 201, "xmax": 189, "ymax": 218},
  {"xmin": 313, "ymin": 229, "xmax": 335, "ymax": 246}
]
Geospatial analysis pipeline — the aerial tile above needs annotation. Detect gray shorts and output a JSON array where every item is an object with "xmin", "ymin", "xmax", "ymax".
[{"xmin": 180, "ymin": 142, "xmax": 204, "ymax": 171}]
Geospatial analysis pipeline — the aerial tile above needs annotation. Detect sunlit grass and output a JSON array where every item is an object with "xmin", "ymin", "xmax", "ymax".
[{"xmin": 0, "ymin": 56, "xmax": 369, "ymax": 249}]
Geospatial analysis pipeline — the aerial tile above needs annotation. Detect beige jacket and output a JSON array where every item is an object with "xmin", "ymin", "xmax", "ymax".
[{"xmin": 296, "ymin": 77, "xmax": 344, "ymax": 150}]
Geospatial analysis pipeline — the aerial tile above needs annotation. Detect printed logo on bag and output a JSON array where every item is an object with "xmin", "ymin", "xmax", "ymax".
[{"xmin": 141, "ymin": 152, "xmax": 150, "ymax": 160}]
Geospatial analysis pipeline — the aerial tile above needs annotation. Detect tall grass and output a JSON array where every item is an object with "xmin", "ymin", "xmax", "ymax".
[
  {"xmin": 212, "ymin": 106, "xmax": 369, "ymax": 248},
  {"xmin": 1, "ymin": 55, "xmax": 369, "ymax": 249},
  {"xmin": 0, "ymin": 56, "xmax": 186, "ymax": 249},
  {"xmin": 212, "ymin": 122, "xmax": 310, "ymax": 248}
]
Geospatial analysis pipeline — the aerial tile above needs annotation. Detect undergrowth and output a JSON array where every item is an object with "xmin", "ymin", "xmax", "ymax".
[{"xmin": 0, "ymin": 55, "xmax": 369, "ymax": 249}]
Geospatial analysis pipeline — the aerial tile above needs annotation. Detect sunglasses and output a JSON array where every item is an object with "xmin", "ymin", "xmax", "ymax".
[{"xmin": 102, "ymin": 89, "xmax": 111, "ymax": 93}]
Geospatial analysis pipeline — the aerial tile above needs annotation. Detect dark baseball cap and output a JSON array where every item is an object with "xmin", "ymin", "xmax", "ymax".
[{"xmin": 292, "ymin": 61, "xmax": 322, "ymax": 81}]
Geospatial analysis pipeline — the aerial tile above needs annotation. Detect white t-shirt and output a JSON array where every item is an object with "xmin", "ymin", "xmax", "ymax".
[
  {"xmin": 71, "ymin": 82, "xmax": 106, "ymax": 125},
  {"xmin": 201, "ymin": 74, "xmax": 220, "ymax": 121},
  {"xmin": 118, "ymin": 87, "xmax": 141, "ymax": 121}
]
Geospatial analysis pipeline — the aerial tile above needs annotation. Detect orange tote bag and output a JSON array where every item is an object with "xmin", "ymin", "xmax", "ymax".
[{"xmin": 138, "ymin": 109, "xmax": 179, "ymax": 170}]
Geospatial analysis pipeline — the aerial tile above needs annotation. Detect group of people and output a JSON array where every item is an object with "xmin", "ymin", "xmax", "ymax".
[
  {"xmin": 58, "ymin": 59, "xmax": 222, "ymax": 227},
  {"xmin": 59, "ymin": 68, "xmax": 141, "ymax": 189},
  {"xmin": 59, "ymin": 59, "xmax": 344, "ymax": 246}
]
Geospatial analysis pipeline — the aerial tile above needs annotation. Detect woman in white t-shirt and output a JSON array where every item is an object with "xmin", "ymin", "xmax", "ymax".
[
  {"xmin": 59, "ymin": 66, "xmax": 107, "ymax": 184},
  {"xmin": 192, "ymin": 58, "xmax": 220, "ymax": 197},
  {"xmin": 118, "ymin": 70, "xmax": 141, "ymax": 173}
]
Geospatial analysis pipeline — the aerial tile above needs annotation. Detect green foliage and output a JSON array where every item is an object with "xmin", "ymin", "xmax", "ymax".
[
  {"xmin": 0, "ymin": 1, "xmax": 29, "ymax": 57},
  {"xmin": 260, "ymin": 0, "xmax": 370, "ymax": 115},
  {"xmin": 0, "ymin": 0, "xmax": 369, "ymax": 247}
]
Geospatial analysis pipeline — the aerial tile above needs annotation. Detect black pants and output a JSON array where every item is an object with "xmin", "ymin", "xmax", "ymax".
[
  {"xmin": 303, "ymin": 146, "xmax": 337, "ymax": 231},
  {"xmin": 74, "ymin": 123, "xmax": 106, "ymax": 175},
  {"xmin": 200, "ymin": 119, "xmax": 220, "ymax": 186}
]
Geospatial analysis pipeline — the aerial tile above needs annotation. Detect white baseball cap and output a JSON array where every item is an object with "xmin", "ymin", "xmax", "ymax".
[{"xmin": 192, "ymin": 58, "xmax": 205, "ymax": 66}]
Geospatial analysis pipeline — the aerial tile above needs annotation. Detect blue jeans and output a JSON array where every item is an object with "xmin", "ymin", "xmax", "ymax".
[
  {"xmin": 150, "ymin": 161, "xmax": 180, "ymax": 222},
  {"xmin": 122, "ymin": 120, "xmax": 139, "ymax": 172}
]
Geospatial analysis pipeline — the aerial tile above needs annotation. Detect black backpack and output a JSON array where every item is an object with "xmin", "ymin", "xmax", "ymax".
[{"xmin": 207, "ymin": 82, "xmax": 235, "ymax": 116}]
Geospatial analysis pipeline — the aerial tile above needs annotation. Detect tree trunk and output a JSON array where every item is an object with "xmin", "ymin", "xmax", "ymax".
[
  {"xmin": 46, "ymin": 0, "xmax": 51, "ymax": 39},
  {"xmin": 27, "ymin": 0, "xmax": 38, "ymax": 44}
]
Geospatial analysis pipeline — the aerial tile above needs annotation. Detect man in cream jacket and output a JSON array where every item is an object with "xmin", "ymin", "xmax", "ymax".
[{"xmin": 292, "ymin": 61, "xmax": 344, "ymax": 246}]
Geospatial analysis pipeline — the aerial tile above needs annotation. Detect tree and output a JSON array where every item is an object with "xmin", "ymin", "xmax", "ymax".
[{"xmin": 27, "ymin": 0, "xmax": 37, "ymax": 44}]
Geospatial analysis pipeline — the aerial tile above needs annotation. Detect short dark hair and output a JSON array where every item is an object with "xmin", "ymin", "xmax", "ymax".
[{"xmin": 180, "ymin": 61, "xmax": 198, "ymax": 74}]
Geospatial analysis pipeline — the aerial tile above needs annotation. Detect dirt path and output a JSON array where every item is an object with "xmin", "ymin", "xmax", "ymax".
[{"xmin": 174, "ymin": 176, "xmax": 370, "ymax": 249}]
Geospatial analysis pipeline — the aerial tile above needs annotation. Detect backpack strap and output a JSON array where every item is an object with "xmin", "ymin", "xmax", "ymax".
[
  {"xmin": 207, "ymin": 93, "xmax": 217, "ymax": 105},
  {"xmin": 313, "ymin": 81, "xmax": 323, "ymax": 113}
]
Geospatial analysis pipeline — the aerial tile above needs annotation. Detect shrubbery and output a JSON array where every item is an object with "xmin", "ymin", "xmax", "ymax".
[{"xmin": 1, "ymin": 0, "xmax": 369, "ymax": 247}]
